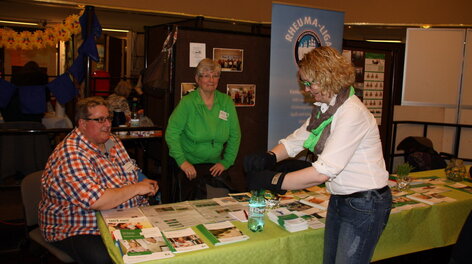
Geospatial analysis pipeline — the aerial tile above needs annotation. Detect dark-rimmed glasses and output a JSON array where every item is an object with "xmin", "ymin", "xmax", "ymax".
[{"xmin": 83, "ymin": 116, "xmax": 113, "ymax": 123}]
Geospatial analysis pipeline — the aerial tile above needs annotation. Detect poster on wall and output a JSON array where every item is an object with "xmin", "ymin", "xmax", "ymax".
[
  {"xmin": 342, "ymin": 49, "xmax": 365, "ymax": 98},
  {"xmin": 268, "ymin": 3, "xmax": 344, "ymax": 148},
  {"xmin": 189, "ymin": 43, "xmax": 206, "ymax": 67},
  {"xmin": 226, "ymin": 84, "xmax": 256, "ymax": 107},
  {"xmin": 363, "ymin": 52, "xmax": 385, "ymax": 125},
  {"xmin": 213, "ymin": 48, "xmax": 243, "ymax": 72},
  {"xmin": 343, "ymin": 50, "xmax": 385, "ymax": 125}
]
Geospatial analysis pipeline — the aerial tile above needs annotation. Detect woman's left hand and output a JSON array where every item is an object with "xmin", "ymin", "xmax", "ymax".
[{"xmin": 210, "ymin": 163, "xmax": 225, "ymax": 177}]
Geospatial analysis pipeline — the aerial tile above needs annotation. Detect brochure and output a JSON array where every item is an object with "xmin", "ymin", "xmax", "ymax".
[
  {"xmin": 162, "ymin": 227, "xmax": 209, "ymax": 253},
  {"xmin": 196, "ymin": 221, "xmax": 249, "ymax": 246},
  {"xmin": 407, "ymin": 192, "xmax": 456, "ymax": 205},
  {"xmin": 113, "ymin": 227, "xmax": 174, "ymax": 263},
  {"xmin": 299, "ymin": 194, "xmax": 330, "ymax": 210}
]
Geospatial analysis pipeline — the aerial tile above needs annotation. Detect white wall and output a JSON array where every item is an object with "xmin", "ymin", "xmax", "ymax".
[{"xmin": 394, "ymin": 28, "xmax": 472, "ymax": 167}]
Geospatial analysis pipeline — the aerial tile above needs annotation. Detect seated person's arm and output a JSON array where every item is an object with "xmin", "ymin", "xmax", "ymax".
[{"xmin": 90, "ymin": 179, "xmax": 158, "ymax": 210}]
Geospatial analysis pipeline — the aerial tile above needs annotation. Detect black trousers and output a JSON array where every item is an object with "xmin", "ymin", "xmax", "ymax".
[
  {"xmin": 51, "ymin": 235, "xmax": 113, "ymax": 264},
  {"xmin": 176, "ymin": 163, "xmax": 235, "ymax": 201}
]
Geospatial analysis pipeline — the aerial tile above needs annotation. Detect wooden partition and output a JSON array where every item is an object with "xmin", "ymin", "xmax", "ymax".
[{"xmin": 144, "ymin": 25, "xmax": 270, "ymax": 200}]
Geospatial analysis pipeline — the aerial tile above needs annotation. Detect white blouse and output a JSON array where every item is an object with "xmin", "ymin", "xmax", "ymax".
[{"xmin": 279, "ymin": 95, "xmax": 389, "ymax": 195}]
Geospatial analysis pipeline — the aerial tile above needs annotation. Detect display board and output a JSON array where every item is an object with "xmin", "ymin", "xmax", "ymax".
[
  {"xmin": 268, "ymin": 3, "xmax": 344, "ymax": 148},
  {"xmin": 402, "ymin": 28, "xmax": 466, "ymax": 106},
  {"xmin": 144, "ymin": 25, "xmax": 270, "ymax": 196}
]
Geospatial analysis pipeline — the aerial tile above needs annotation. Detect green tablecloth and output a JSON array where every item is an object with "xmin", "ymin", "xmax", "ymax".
[{"xmin": 98, "ymin": 167, "xmax": 472, "ymax": 264}]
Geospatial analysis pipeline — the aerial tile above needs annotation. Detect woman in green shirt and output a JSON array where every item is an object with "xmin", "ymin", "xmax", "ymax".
[{"xmin": 165, "ymin": 58, "xmax": 241, "ymax": 200}]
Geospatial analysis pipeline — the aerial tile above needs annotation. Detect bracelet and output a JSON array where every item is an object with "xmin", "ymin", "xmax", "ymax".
[{"xmin": 267, "ymin": 151, "xmax": 276, "ymax": 157}]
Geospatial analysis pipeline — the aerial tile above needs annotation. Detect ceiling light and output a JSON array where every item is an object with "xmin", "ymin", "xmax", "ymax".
[
  {"xmin": 102, "ymin": 28, "xmax": 129, "ymax": 33},
  {"xmin": 0, "ymin": 20, "xmax": 39, "ymax": 26},
  {"xmin": 366, "ymin": 39, "xmax": 402, "ymax": 43}
]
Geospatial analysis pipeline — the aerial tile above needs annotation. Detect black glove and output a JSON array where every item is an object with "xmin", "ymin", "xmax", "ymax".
[
  {"xmin": 274, "ymin": 159, "xmax": 312, "ymax": 173},
  {"xmin": 243, "ymin": 152, "xmax": 277, "ymax": 173},
  {"xmin": 247, "ymin": 170, "xmax": 287, "ymax": 195}
]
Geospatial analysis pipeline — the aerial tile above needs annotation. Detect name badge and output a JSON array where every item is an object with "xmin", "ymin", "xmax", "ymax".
[
  {"xmin": 123, "ymin": 161, "xmax": 135, "ymax": 173},
  {"xmin": 219, "ymin": 110, "xmax": 228, "ymax": 121}
]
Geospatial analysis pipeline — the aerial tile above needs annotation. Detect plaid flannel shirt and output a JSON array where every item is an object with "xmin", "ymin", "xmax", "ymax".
[{"xmin": 39, "ymin": 128, "xmax": 148, "ymax": 241}]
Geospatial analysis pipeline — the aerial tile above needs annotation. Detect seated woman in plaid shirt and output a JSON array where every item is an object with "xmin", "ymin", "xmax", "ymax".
[{"xmin": 39, "ymin": 97, "xmax": 159, "ymax": 264}]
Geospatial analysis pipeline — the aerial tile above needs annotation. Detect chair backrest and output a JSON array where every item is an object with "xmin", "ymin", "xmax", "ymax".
[
  {"xmin": 21, "ymin": 170, "xmax": 44, "ymax": 226},
  {"xmin": 0, "ymin": 122, "xmax": 51, "ymax": 180}
]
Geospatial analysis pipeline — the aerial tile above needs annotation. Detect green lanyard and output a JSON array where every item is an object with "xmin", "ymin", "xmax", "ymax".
[{"xmin": 303, "ymin": 86, "xmax": 355, "ymax": 152}]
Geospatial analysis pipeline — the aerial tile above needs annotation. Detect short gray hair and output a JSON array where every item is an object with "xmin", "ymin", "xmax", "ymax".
[{"xmin": 195, "ymin": 58, "xmax": 221, "ymax": 77}]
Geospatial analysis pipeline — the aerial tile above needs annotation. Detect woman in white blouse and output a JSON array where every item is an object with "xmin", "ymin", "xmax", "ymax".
[{"xmin": 245, "ymin": 46, "xmax": 392, "ymax": 264}]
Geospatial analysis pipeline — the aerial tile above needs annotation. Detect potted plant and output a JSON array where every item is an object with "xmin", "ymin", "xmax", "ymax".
[{"xmin": 395, "ymin": 162, "xmax": 415, "ymax": 191}]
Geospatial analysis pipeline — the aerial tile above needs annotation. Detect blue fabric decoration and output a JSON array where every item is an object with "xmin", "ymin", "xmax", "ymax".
[
  {"xmin": 0, "ymin": 78, "xmax": 17, "ymax": 108},
  {"xmin": 18, "ymin": 85, "xmax": 46, "ymax": 114},
  {"xmin": 47, "ymin": 73, "xmax": 78, "ymax": 105},
  {"xmin": 79, "ymin": 8, "xmax": 102, "ymax": 40},
  {"xmin": 77, "ymin": 7, "xmax": 102, "ymax": 62},
  {"xmin": 78, "ymin": 36, "xmax": 99, "ymax": 62},
  {"xmin": 68, "ymin": 55, "xmax": 85, "ymax": 83}
]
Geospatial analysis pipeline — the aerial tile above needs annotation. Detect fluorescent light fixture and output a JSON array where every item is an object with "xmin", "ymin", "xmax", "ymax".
[
  {"xmin": 366, "ymin": 39, "xmax": 402, "ymax": 43},
  {"xmin": 0, "ymin": 20, "xmax": 39, "ymax": 26},
  {"xmin": 102, "ymin": 28, "xmax": 129, "ymax": 33}
]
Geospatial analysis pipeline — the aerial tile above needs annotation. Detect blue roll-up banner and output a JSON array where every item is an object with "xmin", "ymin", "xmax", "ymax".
[{"xmin": 268, "ymin": 3, "xmax": 344, "ymax": 148}]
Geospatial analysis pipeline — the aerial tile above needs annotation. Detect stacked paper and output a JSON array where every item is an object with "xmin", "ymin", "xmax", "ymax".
[{"xmin": 267, "ymin": 208, "xmax": 308, "ymax": 232}]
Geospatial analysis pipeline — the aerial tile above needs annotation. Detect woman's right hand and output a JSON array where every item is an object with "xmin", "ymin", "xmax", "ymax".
[{"xmin": 180, "ymin": 161, "xmax": 197, "ymax": 180}]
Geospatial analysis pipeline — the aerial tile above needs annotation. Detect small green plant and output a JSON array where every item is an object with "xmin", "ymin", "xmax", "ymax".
[{"xmin": 395, "ymin": 162, "xmax": 415, "ymax": 176}]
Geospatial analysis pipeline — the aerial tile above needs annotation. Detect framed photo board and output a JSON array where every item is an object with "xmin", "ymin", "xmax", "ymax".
[
  {"xmin": 213, "ymin": 48, "xmax": 243, "ymax": 72},
  {"xmin": 181, "ymin": 82, "xmax": 197, "ymax": 98},
  {"xmin": 227, "ymin": 84, "xmax": 255, "ymax": 107}
]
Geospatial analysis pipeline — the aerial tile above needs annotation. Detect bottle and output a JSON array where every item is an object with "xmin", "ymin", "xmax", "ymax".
[
  {"xmin": 129, "ymin": 98, "xmax": 140, "ymax": 135},
  {"xmin": 248, "ymin": 189, "xmax": 266, "ymax": 232}
]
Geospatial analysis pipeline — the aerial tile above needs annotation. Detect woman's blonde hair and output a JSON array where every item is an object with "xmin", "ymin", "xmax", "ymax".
[
  {"xmin": 114, "ymin": 80, "xmax": 133, "ymax": 98},
  {"xmin": 195, "ymin": 58, "xmax": 221, "ymax": 77},
  {"xmin": 298, "ymin": 46, "xmax": 355, "ymax": 96}
]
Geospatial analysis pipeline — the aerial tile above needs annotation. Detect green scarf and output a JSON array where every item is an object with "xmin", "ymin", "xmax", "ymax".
[{"xmin": 303, "ymin": 86, "xmax": 355, "ymax": 153}]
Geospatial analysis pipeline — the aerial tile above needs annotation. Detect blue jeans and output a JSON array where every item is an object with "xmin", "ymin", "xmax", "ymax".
[{"xmin": 323, "ymin": 187, "xmax": 392, "ymax": 264}]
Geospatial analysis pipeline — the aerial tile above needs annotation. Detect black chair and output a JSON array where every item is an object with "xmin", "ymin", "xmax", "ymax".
[
  {"xmin": 0, "ymin": 122, "xmax": 51, "ymax": 183},
  {"xmin": 20, "ymin": 170, "xmax": 75, "ymax": 263}
]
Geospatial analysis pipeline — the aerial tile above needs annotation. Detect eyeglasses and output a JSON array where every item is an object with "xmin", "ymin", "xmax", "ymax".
[
  {"xmin": 200, "ymin": 74, "xmax": 220, "ymax": 79},
  {"xmin": 83, "ymin": 116, "xmax": 113, "ymax": 123},
  {"xmin": 299, "ymin": 79, "xmax": 320, "ymax": 88}
]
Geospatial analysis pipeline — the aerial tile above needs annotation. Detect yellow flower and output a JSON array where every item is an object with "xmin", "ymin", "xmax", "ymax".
[
  {"xmin": 4, "ymin": 29, "xmax": 19, "ymax": 49},
  {"xmin": 19, "ymin": 31, "xmax": 34, "ymax": 50},
  {"xmin": 31, "ymin": 30, "xmax": 45, "ymax": 49},
  {"xmin": 65, "ymin": 14, "xmax": 81, "ymax": 35},
  {"xmin": 0, "ymin": 29, "xmax": 5, "ymax": 47},
  {"xmin": 44, "ymin": 27, "xmax": 58, "ymax": 47},
  {"xmin": 54, "ymin": 23, "xmax": 71, "ymax": 41}
]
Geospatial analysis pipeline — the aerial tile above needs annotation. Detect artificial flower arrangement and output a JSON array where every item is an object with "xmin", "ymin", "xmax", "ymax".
[{"xmin": 0, "ymin": 12, "xmax": 82, "ymax": 50}]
